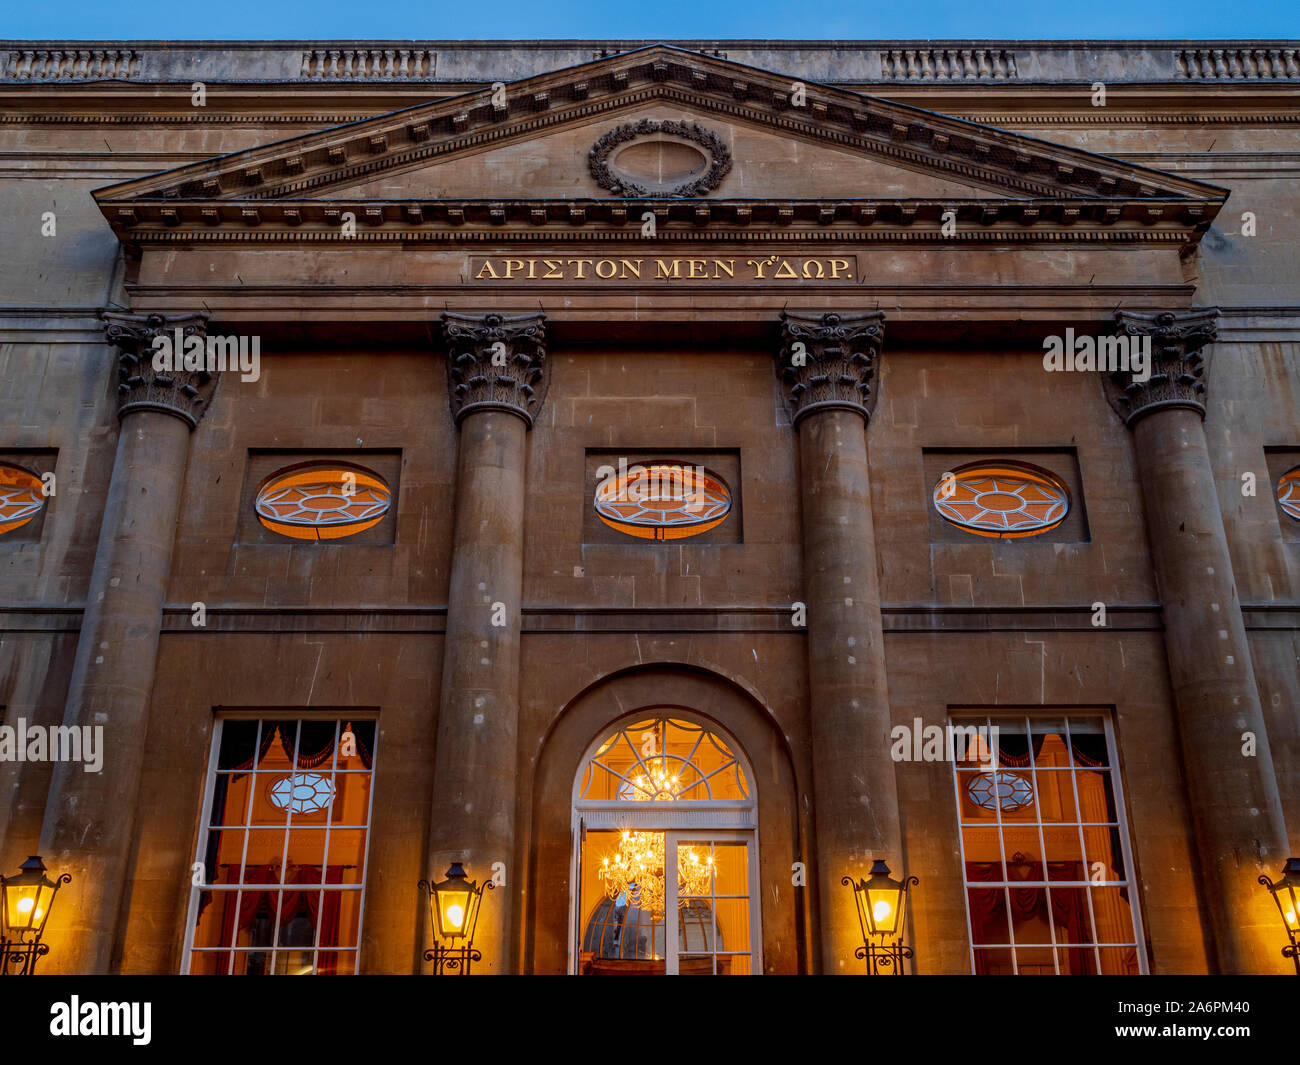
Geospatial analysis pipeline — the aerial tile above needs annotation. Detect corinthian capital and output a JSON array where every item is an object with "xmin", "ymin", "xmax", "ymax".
[
  {"xmin": 441, "ymin": 311, "xmax": 549, "ymax": 429},
  {"xmin": 777, "ymin": 310, "xmax": 886, "ymax": 427},
  {"xmin": 1105, "ymin": 308, "xmax": 1220, "ymax": 427},
  {"xmin": 103, "ymin": 311, "xmax": 216, "ymax": 429}
]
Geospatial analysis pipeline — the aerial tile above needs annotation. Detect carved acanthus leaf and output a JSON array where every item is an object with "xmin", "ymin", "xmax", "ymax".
[
  {"xmin": 103, "ymin": 311, "xmax": 217, "ymax": 429},
  {"xmin": 1104, "ymin": 308, "xmax": 1220, "ymax": 426},
  {"xmin": 777, "ymin": 310, "xmax": 886, "ymax": 426},
  {"xmin": 442, "ymin": 311, "xmax": 549, "ymax": 428}
]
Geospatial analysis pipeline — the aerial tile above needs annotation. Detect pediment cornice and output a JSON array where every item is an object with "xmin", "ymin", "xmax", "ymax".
[
  {"xmin": 95, "ymin": 45, "xmax": 1227, "ymax": 204},
  {"xmin": 98, "ymin": 194, "xmax": 1215, "ymax": 246}
]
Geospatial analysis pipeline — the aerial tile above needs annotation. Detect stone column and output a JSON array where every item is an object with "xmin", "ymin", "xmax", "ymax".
[
  {"xmin": 39, "ymin": 312, "xmax": 216, "ymax": 973},
  {"xmin": 1107, "ymin": 308, "xmax": 1290, "ymax": 973},
  {"xmin": 427, "ymin": 311, "xmax": 547, "ymax": 974},
  {"xmin": 777, "ymin": 311, "xmax": 903, "ymax": 973}
]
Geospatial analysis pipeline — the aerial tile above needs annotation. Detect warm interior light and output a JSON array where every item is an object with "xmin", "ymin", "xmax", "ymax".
[
  {"xmin": 446, "ymin": 904, "xmax": 465, "ymax": 930},
  {"xmin": 17, "ymin": 897, "xmax": 34, "ymax": 914},
  {"xmin": 599, "ymin": 831, "xmax": 713, "ymax": 919},
  {"xmin": 873, "ymin": 899, "xmax": 893, "ymax": 923}
]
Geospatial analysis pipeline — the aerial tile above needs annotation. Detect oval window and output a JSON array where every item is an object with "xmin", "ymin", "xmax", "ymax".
[
  {"xmin": 594, "ymin": 463, "xmax": 731, "ymax": 541},
  {"xmin": 967, "ymin": 770, "xmax": 1035, "ymax": 812},
  {"xmin": 1278, "ymin": 467, "xmax": 1300, "ymax": 521},
  {"xmin": 255, "ymin": 465, "xmax": 391, "ymax": 541},
  {"xmin": 268, "ymin": 773, "xmax": 336, "ymax": 814},
  {"xmin": 933, "ymin": 462, "xmax": 1069, "ymax": 539},
  {"xmin": 0, "ymin": 465, "xmax": 47, "ymax": 536}
]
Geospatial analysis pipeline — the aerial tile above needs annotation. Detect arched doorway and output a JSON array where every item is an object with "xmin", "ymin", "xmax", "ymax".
[{"xmin": 570, "ymin": 713, "xmax": 762, "ymax": 975}]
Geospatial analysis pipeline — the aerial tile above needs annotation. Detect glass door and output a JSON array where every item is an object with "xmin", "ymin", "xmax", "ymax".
[
  {"xmin": 575, "ymin": 829, "xmax": 760, "ymax": 974},
  {"xmin": 665, "ymin": 833, "xmax": 758, "ymax": 975}
]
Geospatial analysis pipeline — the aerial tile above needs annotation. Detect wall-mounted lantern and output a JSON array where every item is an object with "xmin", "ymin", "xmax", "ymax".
[
  {"xmin": 0, "ymin": 856, "xmax": 71, "ymax": 976},
  {"xmin": 1259, "ymin": 857, "xmax": 1300, "ymax": 974},
  {"xmin": 419, "ymin": 862, "xmax": 494, "ymax": 975},
  {"xmin": 842, "ymin": 859, "xmax": 917, "ymax": 975}
]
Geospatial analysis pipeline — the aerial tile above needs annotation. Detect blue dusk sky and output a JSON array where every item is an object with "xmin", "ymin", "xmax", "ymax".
[{"xmin": 1, "ymin": 0, "xmax": 1296, "ymax": 42}]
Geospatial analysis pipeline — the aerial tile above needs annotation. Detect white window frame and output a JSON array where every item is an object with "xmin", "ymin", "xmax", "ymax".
[
  {"xmin": 949, "ymin": 711, "xmax": 1148, "ymax": 975},
  {"xmin": 180, "ymin": 711, "xmax": 379, "ymax": 975}
]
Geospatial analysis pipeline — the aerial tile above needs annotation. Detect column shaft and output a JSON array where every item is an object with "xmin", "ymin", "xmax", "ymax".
[
  {"xmin": 37, "ymin": 312, "xmax": 213, "ymax": 974},
  {"xmin": 427, "ymin": 410, "xmax": 527, "ymax": 972},
  {"xmin": 1133, "ymin": 409, "xmax": 1289, "ymax": 972},
  {"xmin": 1109, "ymin": 308, "xmax": 1290, "ymax": 973},
  {"xmin": 798, "ymin": 409, "xmax": 902, "ymax": 972},
  {"xmin": 39, "ymin": 410, "xmax": 194, "ymax": 972},
  {"xmin": 778, "ymin": 310, "xmax": 903, "ymax": 974},
  {"xmin": 427, "ymin": 310, "xmax": 546, "ymax": 973}
]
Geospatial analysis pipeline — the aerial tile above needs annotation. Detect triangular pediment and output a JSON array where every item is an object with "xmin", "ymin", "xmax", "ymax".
[
  {"xmin": 94, "ymin": 44, "xmax": 1227, "ymax": 244},
  {"xmin": 331, "ymin": 100, "xmax": 1006, "ymax": 202}
]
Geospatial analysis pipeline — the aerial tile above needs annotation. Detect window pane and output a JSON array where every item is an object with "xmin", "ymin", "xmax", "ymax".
[
  {"xmin": 713, "ymin": 899, "xmax": 749, "ymax": 954},
  {"xmin": 331, "ymin": 773, "xmax": 371, "ymax": 826},
  {"xmin": 325, "ymin": 830, "xmax": 368, "ymax": 885},
  {"xmin": 711, "ymin": 842, "xmax": 748, "ymax": 896},
  {"xmin": 261, "ymin": 722, "xmax": 298, "ymax": 767},
  {"xmin": 720, "ymin": 954, "xmax": 751, "ymax": 975},
  {"xmin": 203, "ymin": 830, "xmax": 245, "ymax": 884},
  {"xmin": 1090, "ymin": 886, "xmax": 1139, "ymax": 945},
  {"xmin": 1043, "ymin": 826, "xmax": 1086, "ymax": 879},
  {"xmin": 1076, "ymin": 769, "xmax": 1119, "ymax": 822},
  {"xmin": 1068, "ymin": 726, "xmax": 1109, "ymax": 768},
  {"xmin": 1098, "ymin": 946, "xmax": 1142, "ymax": 975},
  {"xmin": 1015, "ymin": 947, "xmax": 1057, "ymax": 974},
  {"xmin": 231, "ymin": 949, "xmax": 274, "ymax": 976},
  {"xmin": 1008, "ymin": 887, "xmax": 1050, "ymax": 944},
  {"xmin": 210, "ymin": 775, "xmax": 253, "ymax": 828},
  {"xmin": 188, "ymin": 950, "xmax": 232, "ymax": 975},
  {"xmin": 973, "ymin": 947, "xmax": 1014, "ymax": 974},
  {"xmin": 1048, "ymin": 887, "xmax": 1094, "ymax": 944},
  {"xmin": 960, "ymin": 826, "xmax": 1004, "ymax": 873},
  {"xmin": 286, "ymin": 830, "xmax": 325, "ymax": 884},
  {"xmin": 967, "ymin": 888, "xmax": 1009, "ymax": 943},
  {"xmin": 1082, "ymin": 825, "xmax": 1127, "ymax": 881},
  {"xmin": 1035, "ymin": 772, "xmax": 1078, "ymax": 823},
  {"xmin": 249, "ymin": 776, "xmax": 290, "ymax": 825},
  {"xmin": 191, "ymin": 891, "xmax": 238, "ymax": 950},
  {"xmin": 322, "ymin": 891, "xmax": 362, "ymax": 949},
  {"xmin": 322, "ymin": 952, "xmax": 357, "ymax": 976},
  {"xmin": 244, "ymin": 830, "xmax": 286, "ymax": 880},
  {"xmin": 1059, "ymin": 947, "xmax": 1098, "ymax": 975},
  {"xmin": 217, "ymin": 720, "xmax": 261, "ymax": 770}
]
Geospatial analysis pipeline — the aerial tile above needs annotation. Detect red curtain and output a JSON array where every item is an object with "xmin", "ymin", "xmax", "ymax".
[{"xmin": 967, "ymin": 861, "xmax": 1092, "ymax": 973}]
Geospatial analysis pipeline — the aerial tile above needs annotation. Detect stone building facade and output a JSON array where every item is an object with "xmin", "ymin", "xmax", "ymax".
[{"xmin": 1, "ymin": 39, "xmax": 1298, "ymax": 975}]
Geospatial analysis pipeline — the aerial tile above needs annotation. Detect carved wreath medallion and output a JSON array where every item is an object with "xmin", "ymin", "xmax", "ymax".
[{"xmin": 588, "ymin": 119, "xmax": 732, "ymax": 197}]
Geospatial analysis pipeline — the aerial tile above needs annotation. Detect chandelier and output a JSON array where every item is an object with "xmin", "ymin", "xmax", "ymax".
[
  {"xmin": 600, "ymin": 831, "xmax": 712, "ymax": 919},
  {"xmin": 599, "ymin": 755, "xmax": 713, "ymax": 918}
]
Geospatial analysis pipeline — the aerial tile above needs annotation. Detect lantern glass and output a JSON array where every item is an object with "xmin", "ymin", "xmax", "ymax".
[
  {"xmin": 428, "ymin": 863, "xmax": 481, "ymax": 942},
  {"xmin": 0, "ymin": 856, "xmax": 58, "ymax": 940},
  {"xmin": 1283, "ymin": 884, "xmax": 1300, "ymax": 933},
  {"xmin": 1267, "ymin": 859, "xmax": 1300, "ymax": 935},
  {"xmin": 862, "ymin": 860, "xmax": 907, "ymax": 938}
]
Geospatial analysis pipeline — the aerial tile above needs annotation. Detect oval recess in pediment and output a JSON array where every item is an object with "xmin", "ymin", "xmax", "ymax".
[
  {"xmin": 611, "ymin": 140, "xmax": 710, "ymax": 189},
  {"xmin": 589, "ymin": 119, "xmax": 732, "ymax": 198}
]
